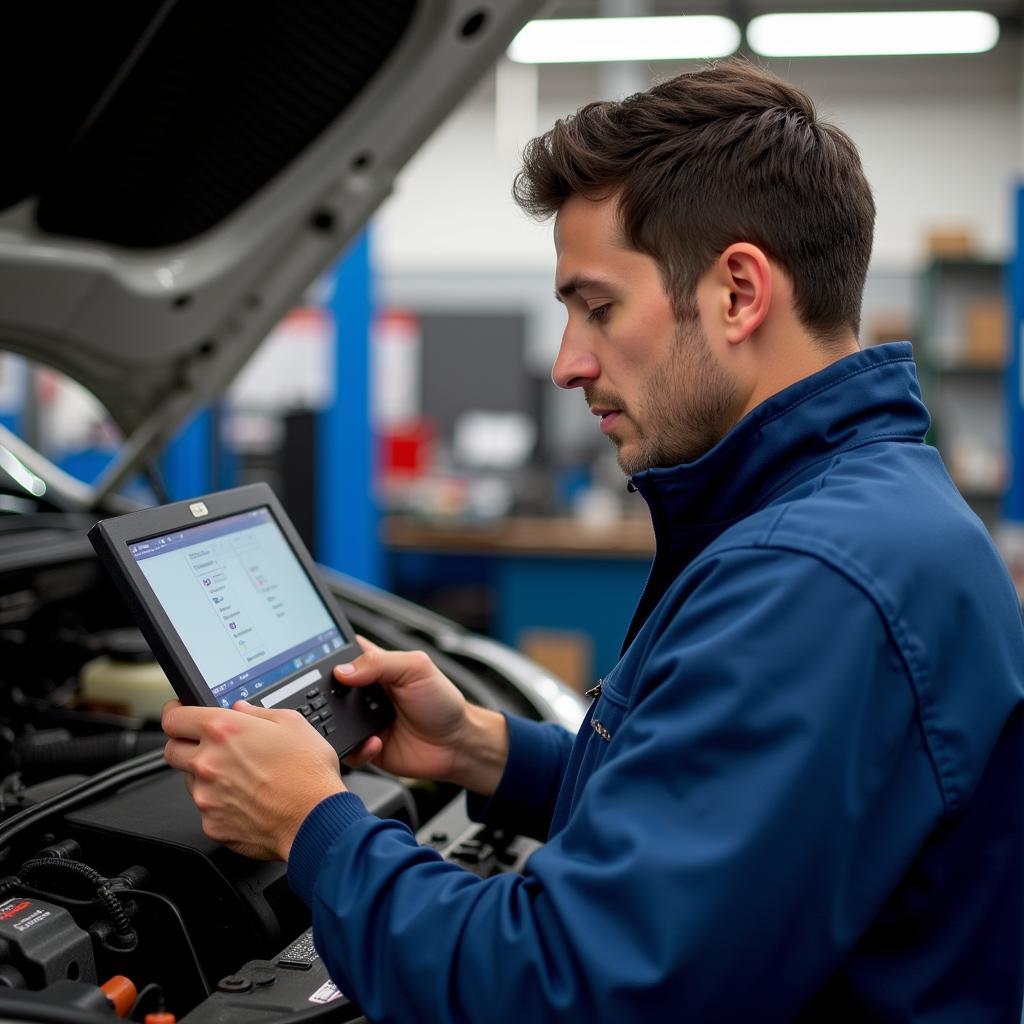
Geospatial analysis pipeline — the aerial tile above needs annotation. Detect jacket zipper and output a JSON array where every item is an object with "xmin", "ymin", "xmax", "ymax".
[{"xmin": 585, "ymin": 679, "xmax": 603, "ymax": 700}]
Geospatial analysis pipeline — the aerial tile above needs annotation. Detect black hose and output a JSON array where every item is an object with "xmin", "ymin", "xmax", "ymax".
[
  {"xmin": 0, "ymin": 991, "xmax": 118, "ymax": 1023},
  {"xmin": 0, "ymin": 750, "xmax": 168, "ymax": 859},
  {"xmin": 129, "ymin": 982, "xmax": 164, "ymax": 1021},
  {"xmin": 16, "ymin": 858, "xmax": 136, "ymax": 949},
  {"xmin": 17, "ymin": 732, "xmax": 166, "ymax": 783}
]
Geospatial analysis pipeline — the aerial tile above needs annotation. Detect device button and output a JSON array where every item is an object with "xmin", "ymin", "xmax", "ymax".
[
  {"xmin": 251, "ymin": 968, "xmax": 276, "ymax": 989},
  {"xmin": 298, "ymin": 704, "xmax": 312, "ymax": 717},
  {"xmin": 310, "ymin": 696, "xmax": 327, "ymax": 711},
  {"xmin": 324, "ymin": 723, "xmax": 336, "ymax": 736},
  {"xmin": 306, "ymin": 688, "xmax": 321, "ymax": 699},
  {"xmin": 318, "ymin": 709, "xmax": 333, "ymax": 722},
  {"xmin": 217, "ymin": 975, "xmax": 253, "ymax": 994},
  {"xmin": 309, "ymin": 713, "xmax": 322, "ymax": 725}
]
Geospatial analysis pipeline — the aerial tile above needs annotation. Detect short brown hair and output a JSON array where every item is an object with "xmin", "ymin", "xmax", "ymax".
[{"xmin": 513, "ymin": 59, "xmax": 875, "ymax": 342}]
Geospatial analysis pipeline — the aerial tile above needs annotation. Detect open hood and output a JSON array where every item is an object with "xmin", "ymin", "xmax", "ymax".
[{"xmin": 0, "ymin": 0, "xmax": 544, "ymax": 507}]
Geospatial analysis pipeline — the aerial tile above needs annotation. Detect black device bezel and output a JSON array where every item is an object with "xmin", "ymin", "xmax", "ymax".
[{"xmin": 88, "ymin": 482, "xmax": 392, "ymax": 757}]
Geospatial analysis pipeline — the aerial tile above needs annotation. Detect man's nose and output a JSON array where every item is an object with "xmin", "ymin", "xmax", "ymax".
[{"xmin": 551, "ymin": 325, "xmax": 600, "ymax": 390}]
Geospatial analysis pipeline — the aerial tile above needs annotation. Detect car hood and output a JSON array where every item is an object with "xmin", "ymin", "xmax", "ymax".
[{"xmin": 0, "ymin": 0, "xmax": 543, "ymax": 508}]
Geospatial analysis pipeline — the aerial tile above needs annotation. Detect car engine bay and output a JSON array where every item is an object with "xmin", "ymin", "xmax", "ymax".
[{"xmin": 0, "ymin": 520, "xmax": 561, "ymax": 1022}]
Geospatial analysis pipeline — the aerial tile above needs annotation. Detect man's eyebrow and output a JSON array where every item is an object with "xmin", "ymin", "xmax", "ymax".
[{"xmin": 554, "ymin": 276, "xmax": 615, "ymax": 301}]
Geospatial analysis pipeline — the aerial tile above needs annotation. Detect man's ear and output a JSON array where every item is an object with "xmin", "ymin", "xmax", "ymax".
[{"xmin": 712, "ymin": 244, "xmax": 772, "ymax": 344}]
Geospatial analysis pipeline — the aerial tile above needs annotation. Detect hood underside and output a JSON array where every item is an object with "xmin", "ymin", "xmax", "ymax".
[{"xmin": 0, "ymin": 0, "xmax": 543, "ymax": 506}]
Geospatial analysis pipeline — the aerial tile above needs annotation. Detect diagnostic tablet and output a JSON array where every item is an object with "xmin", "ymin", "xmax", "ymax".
[{"xmin": 88, "ymin": 482, "xmax": 394, "ymax": 758}]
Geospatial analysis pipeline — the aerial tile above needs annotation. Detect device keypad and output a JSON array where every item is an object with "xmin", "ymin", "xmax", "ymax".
[
  {"xmin": 277, "ymin": 931, "xmax": 320, "ymax": 971},
  {"xmin": 296, "ymin": 685, "xmax": 344, "ymax": 741}
]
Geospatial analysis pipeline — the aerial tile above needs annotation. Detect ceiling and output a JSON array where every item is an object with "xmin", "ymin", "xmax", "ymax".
[{"xmin": 545, "ymin": 0, "xmax": 1023, "ymax": 21}]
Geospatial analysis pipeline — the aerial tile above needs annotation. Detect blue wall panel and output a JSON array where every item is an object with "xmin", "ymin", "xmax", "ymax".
[{"xmin": 495, "ymin": 556, "xmax": 650, "ymax": 682}]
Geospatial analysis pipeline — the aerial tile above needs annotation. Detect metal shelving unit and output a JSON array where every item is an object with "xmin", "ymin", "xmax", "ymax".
[{"xmin": 916, "ymin": 257, "xmax": 1008, "ymax": 530}]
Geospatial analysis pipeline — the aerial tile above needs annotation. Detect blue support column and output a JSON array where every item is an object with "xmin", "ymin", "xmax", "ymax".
[
  {"xmin": 211, "ymin": 403, "xmax": 238, "ymax": 492},
  {"xmin": 316, "ymin": 230, "xmax": 381, "ymax": 585},
  {"xmin": 0, "ymin": 356, "xmax": 27, "ymax": 437},
  {"xmin": 1005, "ymin": 183, "xmax": 1024, "ymax": 522},
  {"xmin": 160, "ymin": 408, "xmax": 213, "ymax": 501}
]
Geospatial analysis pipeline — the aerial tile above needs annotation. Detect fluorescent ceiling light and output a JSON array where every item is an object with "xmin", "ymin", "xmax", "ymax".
[
  {"xmin": 507, "ymin": 16, "xmax": 741, "ymax": 64},
  {"xmin": 747, "ymin": 11, "xmax": 999, "ymax": 57}
]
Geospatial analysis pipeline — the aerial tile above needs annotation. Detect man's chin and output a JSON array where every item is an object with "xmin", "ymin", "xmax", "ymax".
[{"xmin": 613, "ymin": 440, "xmax": 651, "ymax": 478}]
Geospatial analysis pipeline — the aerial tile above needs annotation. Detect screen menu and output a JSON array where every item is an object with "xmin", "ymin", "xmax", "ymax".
[{"xmin": 129, "ymin": 508, "xmax": 343, "ymax": 706}]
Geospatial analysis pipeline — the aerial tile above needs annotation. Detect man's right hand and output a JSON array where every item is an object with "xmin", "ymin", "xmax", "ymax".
[{"xmin": 333, "ymin": 637, "xmax": 509, "ymax": 798}]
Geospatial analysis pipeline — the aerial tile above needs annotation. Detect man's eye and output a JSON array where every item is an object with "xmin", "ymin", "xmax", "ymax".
[{"xmin": 586, "ymin": 304, "xmax": 611, "ymax": 324}]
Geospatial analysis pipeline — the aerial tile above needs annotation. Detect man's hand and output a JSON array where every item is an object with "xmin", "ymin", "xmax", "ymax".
[
  {"xmin": 336, "ymin": 637, "xmax": 509, "ymax": 797},
  {"xmin": 162, "ymin": 699, "xmax": 344, "ymax": 861}
]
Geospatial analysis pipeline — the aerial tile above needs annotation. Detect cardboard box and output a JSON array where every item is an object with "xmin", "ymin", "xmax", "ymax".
[
  {"xmin": 519, "ymin": 629, "xmax": 592, "ymax": 695},
  {"xmin": 866, "ymin": 313, "xmax": 913, "ymax": 347},
  {"xmin": 964, "ymin": 298, "xmax": 1006, "ymax": 367},
  {"xmin": 926, "ymin": 228, "xmax": 975, "ymax": 258}
]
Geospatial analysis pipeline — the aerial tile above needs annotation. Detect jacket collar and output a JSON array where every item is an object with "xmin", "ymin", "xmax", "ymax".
[
  {"xmin": 628, "ymin": 341, "xmax": 928, "ymax": 539},
  {"xmin": 619, "ymin": 342, "xmax": 928, "ymax": 653}
]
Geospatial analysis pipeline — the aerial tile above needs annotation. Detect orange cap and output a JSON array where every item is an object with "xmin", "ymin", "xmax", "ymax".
[
  {"xmin": 144, "ymin": 1014, "xmax": 176, "ymax": 1024},
  {"xmin": 100, "ymin": 975, "xmax": 137, "ymax": 1018}
]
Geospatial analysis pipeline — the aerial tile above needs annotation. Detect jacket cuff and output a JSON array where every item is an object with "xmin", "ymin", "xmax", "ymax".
[
  {"xmin": 466, "ymin": 712, "xmax": 564, "ymax": 833},
  {"xmin": 288, "ymin": 790, "xmax": 371, "ymax": 906}
]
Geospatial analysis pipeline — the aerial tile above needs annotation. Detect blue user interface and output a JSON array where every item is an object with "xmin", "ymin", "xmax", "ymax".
[{"xmin": 129, "ymin": 508, "xmax": 342, "ymax": 706}]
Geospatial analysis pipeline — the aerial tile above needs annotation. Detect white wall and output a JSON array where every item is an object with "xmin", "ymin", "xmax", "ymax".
[
  {"xmin": 374, "ymin": 41, "xmax": 1022, "ymax": 275},
  {"xmin": 371, "ymin": 40, "xmax": 1022, "ymax": 459}
]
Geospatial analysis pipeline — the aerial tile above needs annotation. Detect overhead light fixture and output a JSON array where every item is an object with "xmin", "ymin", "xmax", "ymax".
[
  {"xmin": 507, "ymin": 16, "xmax": 741, "ymax": 64},
  {"xmin": 747, "ymin": 11, "xmax": 1000, "ymax": 57}
]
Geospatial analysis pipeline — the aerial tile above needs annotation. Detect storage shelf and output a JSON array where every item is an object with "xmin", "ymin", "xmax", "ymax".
[{"xmin": 934, "ymin": 363, "xmax": 1005, "ymax": 378}]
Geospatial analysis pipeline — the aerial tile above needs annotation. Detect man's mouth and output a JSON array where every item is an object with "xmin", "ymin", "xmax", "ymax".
[{"xmin": 591, "ymin": 408, "xmax": 622, "ymax": 434}]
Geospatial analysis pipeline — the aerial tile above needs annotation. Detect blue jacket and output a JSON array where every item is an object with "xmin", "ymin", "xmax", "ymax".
[{"xmin": 289, "ymin": 342, "xmax": 1024, "ymax": 1022}]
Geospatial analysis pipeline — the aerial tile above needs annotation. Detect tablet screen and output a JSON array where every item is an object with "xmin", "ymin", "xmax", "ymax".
[{"xmin": 128, "ymin": 507, "xmax": 344, "ymax": 707}]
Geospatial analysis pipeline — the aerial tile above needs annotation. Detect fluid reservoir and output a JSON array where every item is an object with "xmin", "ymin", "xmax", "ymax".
[{"xmin": 79, "ymin": 629, "xmax": 174, "ymax": 721}]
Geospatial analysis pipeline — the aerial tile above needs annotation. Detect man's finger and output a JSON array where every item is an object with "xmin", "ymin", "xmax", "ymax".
[
  {"xmin": 334, "ymin": 643, "xmax": 434, "ymax": 690},
  {"xmin": 355, "ymin": 635, "xmax": 380, "ymax": 655},
  {"xmin": 333, "ymin": 638, "xmax": 382, "ymax": 688},
  {"xmin": 232, "ymin": 700, "xmax": 293, "ymax": 723},
  {"xmin": 162, "ymin": 703, "xmax": 226, "ymax": 741},
  {"xmin": 342, "ymin": 734, "xmax": 383, "ymax": 769},
  {"xmin": 164, "ymin": 737, "xmax": 197, "ymax": 773}
]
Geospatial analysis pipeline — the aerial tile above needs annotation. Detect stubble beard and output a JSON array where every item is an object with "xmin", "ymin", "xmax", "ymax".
[{"xmin": 600, "ymin": 318, "xmax": 741, "ymax": 477}]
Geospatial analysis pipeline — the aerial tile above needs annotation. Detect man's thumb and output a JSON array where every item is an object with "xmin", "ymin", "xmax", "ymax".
[{"xmin": 232, "ymin": 700, "xmax": 282, "ymax": 721}]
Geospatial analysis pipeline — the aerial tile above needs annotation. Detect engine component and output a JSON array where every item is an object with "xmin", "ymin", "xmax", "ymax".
[
  {"xmin": 11, "ymin": 857, "xmax": 138, "ymax": 951},
  {"xmin": 179, "ymin": 941, "xmax": 356, "ymax": 1023},
  {"xmin": 100, "ymin": 973, "xmax": 137, "ymax": 1017},
  {"xmin": 79, "ymin": 629, "xmax": 174, "ymax": 721},
  {"xmin": 17, "ymin": 731, "xmax": 166, "ymax": 785},
  {"xmin": 0, "ymin": 896, "xmax": 96, "ymax": 989},
  {"xmin": 50, "ymin": 766, "xmax": 415, "ymax": 999}
]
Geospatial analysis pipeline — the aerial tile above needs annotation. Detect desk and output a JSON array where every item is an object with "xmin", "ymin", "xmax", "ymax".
[{"xmin": 382, "ymin": 517, "xmax": 655, "ymax": 690}]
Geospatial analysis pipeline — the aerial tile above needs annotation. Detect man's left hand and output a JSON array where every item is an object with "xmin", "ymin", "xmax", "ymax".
[{"xmin": 162, "ymin": 699, "xmax": 346, "ymax": 861}]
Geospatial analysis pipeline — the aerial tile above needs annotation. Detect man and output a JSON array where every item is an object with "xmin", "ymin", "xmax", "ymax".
[{"xmin": 163, "ymin": 61, "xmax": 1024, "ymax": 1021}]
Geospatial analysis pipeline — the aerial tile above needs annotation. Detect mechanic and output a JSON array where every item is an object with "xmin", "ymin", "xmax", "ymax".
[{"xmin": 162, "ymin": 60, "xmax": 1024, "ymax": 1021}]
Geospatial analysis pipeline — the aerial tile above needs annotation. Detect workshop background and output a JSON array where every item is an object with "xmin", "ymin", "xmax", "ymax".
[{"xmin": 4, "ymin": 0, "xmax": 1022, "ymax": 694}]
